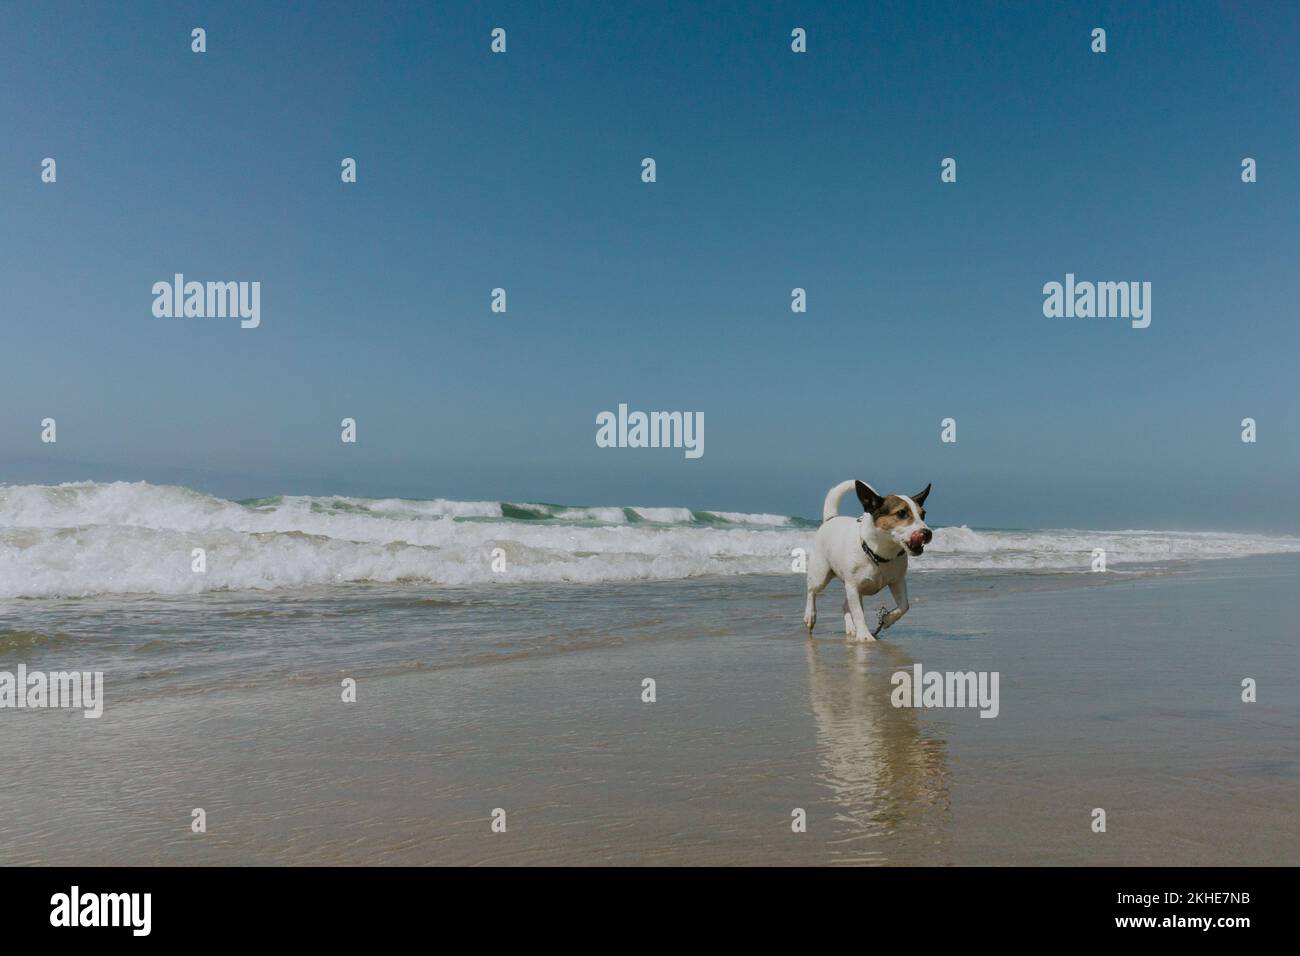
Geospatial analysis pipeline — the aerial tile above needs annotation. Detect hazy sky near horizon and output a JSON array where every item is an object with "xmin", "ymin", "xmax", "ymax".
[{"xmin": 2, "ymin": 1, "xmax": 1298, "ymax": 530}]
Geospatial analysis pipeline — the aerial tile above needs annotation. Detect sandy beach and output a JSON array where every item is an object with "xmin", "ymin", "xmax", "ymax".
[{"xmin": 3, "ymin": 553, "xmax": 1295, "ymax": 866}]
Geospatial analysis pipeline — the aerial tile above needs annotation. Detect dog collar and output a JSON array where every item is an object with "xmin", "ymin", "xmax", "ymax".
[{"xmin": 861, "ymin": 541, "xmax": 896, "ymax": 564}]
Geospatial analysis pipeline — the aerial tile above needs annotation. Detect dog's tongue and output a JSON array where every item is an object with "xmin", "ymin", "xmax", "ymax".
[{"xmin": 908, "ymin": 531, "xmax": 927, "ymax": 553}]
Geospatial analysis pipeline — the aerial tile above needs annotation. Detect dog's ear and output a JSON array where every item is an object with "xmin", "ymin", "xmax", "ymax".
[
  {"xmin": 855, "ymin": 480, "xmax": 885, "ymax": 514},
  {"xmin": 912, "ymin": 483, "xmax": 932, "ymax": 507}
]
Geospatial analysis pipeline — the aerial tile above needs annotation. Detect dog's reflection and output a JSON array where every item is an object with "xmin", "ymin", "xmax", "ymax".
[{"xmin": 804, "ymin": 638, "xmax": 950, "ymax": 864}]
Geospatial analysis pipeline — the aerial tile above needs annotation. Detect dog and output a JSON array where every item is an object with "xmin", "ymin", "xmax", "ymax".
[{"xmin": 803, "ymin": 480, "xmax": 932, "ymax": 641}]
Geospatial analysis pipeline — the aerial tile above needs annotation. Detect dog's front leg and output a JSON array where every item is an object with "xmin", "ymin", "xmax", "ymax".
[
  {"xmin": 803, "ymin": 589, "xmax": 817, "ymax": 632},
  {"xmin": 804, "ymin": 564, "xmax": 831, "ymax": 632},
  {"xmin": 879, "ymin": 579, "xmax": 910, "ymax": 631},
  {"xmin": 844, "ymin": 580, "xmax": 875, "ymax": 641}
]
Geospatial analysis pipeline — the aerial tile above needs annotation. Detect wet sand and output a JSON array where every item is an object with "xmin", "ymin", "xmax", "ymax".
[{"xmin": 1, "ymin": 556, "xmax": 1296, "ymax": 865}]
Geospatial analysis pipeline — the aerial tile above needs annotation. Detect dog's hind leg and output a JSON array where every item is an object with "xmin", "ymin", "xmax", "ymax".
[{"xmin": 804, "ymin": 560, "xmax": 832, "ymax": 632}]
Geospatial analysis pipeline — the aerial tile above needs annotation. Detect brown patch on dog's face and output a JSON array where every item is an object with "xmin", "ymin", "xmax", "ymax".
[{"xmin": 871, "ymin": 495, "xmax": 916, "ymax": 531}]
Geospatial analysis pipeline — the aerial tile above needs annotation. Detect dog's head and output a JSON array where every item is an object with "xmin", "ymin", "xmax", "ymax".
[{"xmin": 855, "ymin": 480, "xmax": 933, "ymax": 556}]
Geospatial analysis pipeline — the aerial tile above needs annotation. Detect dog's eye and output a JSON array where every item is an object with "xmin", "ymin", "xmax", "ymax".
[
  {"xmin": 896, "ymin": 509, "xmax": 908, "ymax": 518},
  {"xmin": 921, "ymin": 510, "xmax": 926, "ymax": 519}
]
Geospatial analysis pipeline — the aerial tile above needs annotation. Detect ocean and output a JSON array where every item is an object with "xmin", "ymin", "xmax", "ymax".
[{"xmin": 6, "ymin": 480, "xmax": 1300, "ymax": 596}]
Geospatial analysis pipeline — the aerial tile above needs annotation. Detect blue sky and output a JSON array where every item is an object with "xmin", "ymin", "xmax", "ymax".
[{"xmin": 2, "ymin": 1, "xmax": 1297, "ymax": 530}]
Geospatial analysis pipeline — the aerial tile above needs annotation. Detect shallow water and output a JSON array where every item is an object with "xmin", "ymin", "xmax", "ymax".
[{"xmin": 0, "ymin": 564, "xmax": 1175, "ymax": 702}]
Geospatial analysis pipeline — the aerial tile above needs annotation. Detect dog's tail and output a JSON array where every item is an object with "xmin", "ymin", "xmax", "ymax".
[{"xmin": 822, "ymin": 479, "xmax": 859, "ymax": 522}]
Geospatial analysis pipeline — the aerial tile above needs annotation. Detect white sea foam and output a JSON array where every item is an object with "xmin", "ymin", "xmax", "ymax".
[
  {"xmin": 629, "ymin": 506, "xmax": 697, "ymax": 524},
  {"xmin": 2, "ymin": 481, "xmax": 1298, "ymax": 598},
  {"xmin": 705, "ymin": 510, "xmax": 794, "ymax": 527}
]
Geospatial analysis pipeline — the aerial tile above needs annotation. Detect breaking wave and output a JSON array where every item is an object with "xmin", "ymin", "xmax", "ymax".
[{"xmin": 2, "ymin": 481, "xmax": 1298, "ymax": 598}]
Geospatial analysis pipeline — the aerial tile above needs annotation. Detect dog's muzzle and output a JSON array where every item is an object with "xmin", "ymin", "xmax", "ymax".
[{"xmin": 907, "ymin": 528, "xmax": 932, "ymax": 556}]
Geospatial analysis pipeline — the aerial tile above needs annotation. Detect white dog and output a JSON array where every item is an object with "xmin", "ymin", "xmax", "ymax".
[{"xmin": 803, "ymin": 480, "xmax": 932, "ymax": 641}]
